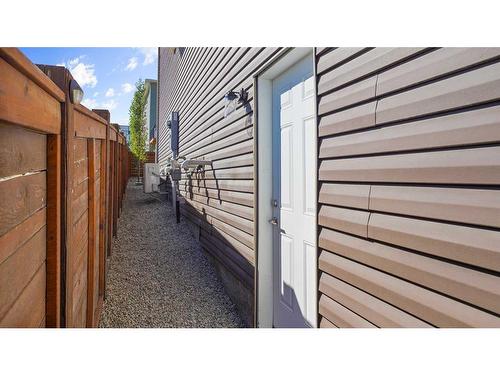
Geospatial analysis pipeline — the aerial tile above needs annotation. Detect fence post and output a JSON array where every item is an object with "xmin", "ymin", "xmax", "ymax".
[
  {"xmin": 107, "ymin": 127, "xmax": 115, "ymax": 253},
  {"xmin": 86, "ymin": 138, "xmax": 97, "ymax": 327},
  {"xmin": 46, "ymin": 134, "xmax": 61, "ymax": 327},
  {"xmin": 37, "ymin": 65, "xmax": 75, "ymax": 327},
  {"xmin": 92, "ymin": 109, "xmax": 110, "ymax": 300}
]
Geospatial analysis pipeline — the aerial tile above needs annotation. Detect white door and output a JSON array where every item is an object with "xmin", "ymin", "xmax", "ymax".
[{"xmin": 272, "ymin": 55, "xmax": 317, "ymax": 328}]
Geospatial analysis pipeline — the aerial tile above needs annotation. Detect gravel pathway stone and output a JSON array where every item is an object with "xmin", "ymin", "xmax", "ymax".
[{"xmin": 99, "ymin": 182, "xmax": 244, "ymax": 328}]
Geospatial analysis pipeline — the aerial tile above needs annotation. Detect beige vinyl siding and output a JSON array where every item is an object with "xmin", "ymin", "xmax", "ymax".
[
  {"xmin": 316, "ymin": 47, "xmax": 500, "ymax": 327},
  {"xmin": 159, "ymin": 47, "xmax": 500, "ymax": 328},
  {"xmin": 158, "ymin": 47, "xmax": 282, "ymax": 325}
]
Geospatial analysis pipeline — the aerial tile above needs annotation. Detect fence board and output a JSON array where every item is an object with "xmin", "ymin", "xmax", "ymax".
[
  {"xmin": 0, "ymin": 122, "xmax": 47, "ymax": 178},
  {"xmin": 0, "ymin": 57, "xmax": 61, "ymax": 133},
  {"xmin": 0, "ymin": 227, "xmax": 46, "ymax": 320},
  {"xmin": 0, "ymin": 172, "xmax": 46, "ymax": 237}
]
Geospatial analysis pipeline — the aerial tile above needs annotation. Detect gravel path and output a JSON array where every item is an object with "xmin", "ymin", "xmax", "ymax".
[{"xmin": 99, "ymin": 182, "xmax": 244, "ymax": 328}]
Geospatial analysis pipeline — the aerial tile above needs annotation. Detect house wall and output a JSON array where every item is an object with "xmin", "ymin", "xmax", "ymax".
[
  {"xmin": 158, "ymin": 47, "xmax": 282, "ymax": 326},
  {"xmin": 316, "ymin": 48, "xmax": 500, "ymax": 327},
  {"xmin": 158, "ymin": 47, "xmax": 500, "ymax": 328}
]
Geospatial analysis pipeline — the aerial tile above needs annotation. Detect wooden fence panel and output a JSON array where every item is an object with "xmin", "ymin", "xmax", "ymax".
[
  {"xmin": 0, "ymin": 48, "xmax": 130, "ymax": 328},
  {"xmin": 129, "ymin": 151, "xmax": 155, "ymax": 178},
  {"xmin": 67, "ymin": 105, "xmax": 109, "ymax": 328},
  {"xmin": 0, "ymin": 48, "xmax": 64, "ymax": 327}
]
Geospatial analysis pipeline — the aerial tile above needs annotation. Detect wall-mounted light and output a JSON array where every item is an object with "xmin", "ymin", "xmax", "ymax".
[
  {"xmin": 223, "ymin": 88, "xmax": 248, "ymax": 118},
  {"xmin": 69, "ymin": 79, "xmax": 84, "ymax": 105}
]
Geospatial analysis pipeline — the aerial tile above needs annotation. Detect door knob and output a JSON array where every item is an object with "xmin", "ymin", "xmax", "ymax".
[{"xmin": 269, "ymin": 217, "xmax": 278, "ymax": 226}]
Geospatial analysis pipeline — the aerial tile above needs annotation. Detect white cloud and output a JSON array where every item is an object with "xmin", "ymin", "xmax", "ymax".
[
  {"xmin": 61, "ymin": 56, "xmax": 97, "ymax": 89},
  {"xmin": 71, "ymin": 62, "xmax": 98, "ymax": 88},
  {"xmin": 68, "ymin": 57, "xmax": 80, "ymax": 67},
  {"xmin": 101, "ymin": 99, "xmax": 118, "ymax": 111},
  {"xmin": 81, "ymin": 98, "xmax": 97, "ymax": 108},
  {"xmin": 125, "ymin": 57, "xmax": 138, "ymax": 71},
  {"xmin": 56, "ymin": 55, "xmax": 88, "ymax": 69},
  {"xmin": 121, "ymin": 83, "xmax": 134, "ymax": 94},
  {"xmin": 105, "ymin": 88, "xmax": 115, "ymax": 97},
  {"xmin": 81, "ymin": 96, "xmax": 117, "ymax": 112},
  {"xmin": 138, "ymin": 47, "xmax": 157, "ymax": 65},
  {"xmin": 93, "ymin": 92, "xmax": 99, "ymax": 97}
]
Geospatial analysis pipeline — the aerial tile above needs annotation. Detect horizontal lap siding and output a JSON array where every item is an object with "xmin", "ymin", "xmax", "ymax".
[
  {"xmin": 158, "ymin": 48, "xmax": 281, "ymax": 325},
  {"xmin": 316, "ymin": 48, "xmax": 500, "ymax": 328}
]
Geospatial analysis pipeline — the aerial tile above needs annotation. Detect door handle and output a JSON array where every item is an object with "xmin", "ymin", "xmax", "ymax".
[{"xmin": 269, "ymin": 217, "xmax": 278, "ymax": 226}]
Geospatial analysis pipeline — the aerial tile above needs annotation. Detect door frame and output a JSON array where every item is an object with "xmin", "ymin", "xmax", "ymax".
[{"xmin": 254, "ymin": 48, "xmax": 318, "ymax": 328}]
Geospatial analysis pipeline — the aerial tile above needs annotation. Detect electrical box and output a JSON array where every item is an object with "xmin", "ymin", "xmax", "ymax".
[
  {"xmin": 144, "ymin": 163, "xmax": 160, "ymax": 193},
  {"xmin": 167, "ymin": 111, "xmax": 179, "ymax": 158}
]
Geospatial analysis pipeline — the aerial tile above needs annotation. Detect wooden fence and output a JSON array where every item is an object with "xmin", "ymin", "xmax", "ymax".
[
  {"xmin": 0, "ymin": 48, "xmax": 128, "ymax": 328},
  {"xmin": 129, "ymin": 151, "xmax": 155, "ymax": 178}
]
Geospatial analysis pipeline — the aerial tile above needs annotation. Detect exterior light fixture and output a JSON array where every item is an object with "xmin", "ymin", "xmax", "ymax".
[
  {"xmin": 223, "ymin": 88, "xmax": 248, "ymax": 118},
  {"xmin": 69, "ymin": 79, "xmax": 84, "ymax": 105}
]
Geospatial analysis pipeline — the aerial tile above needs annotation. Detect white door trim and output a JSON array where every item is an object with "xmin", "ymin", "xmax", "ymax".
[{"xmin": 255, "ymin": 48, "xmax": 317, "ymax": 328}]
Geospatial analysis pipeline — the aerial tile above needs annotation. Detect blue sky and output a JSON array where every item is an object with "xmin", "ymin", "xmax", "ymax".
[{"xmin": 21, "ymin": 48, "xmax": 158, "ymax": 126}]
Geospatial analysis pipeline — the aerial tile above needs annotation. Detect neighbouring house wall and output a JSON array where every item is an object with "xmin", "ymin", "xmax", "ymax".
[
  {"xmin": 316, "ymin": 47, "xmax": 500, "ymax": 327},
  {"xmin": 158, "ymin": 47, "xmax": 500, "ymax": 328},
  {"xmin": 119, "ymin": 125, "xmax": 130, "ymax": 143},
  {"xmin": 144, "ymin": 89, "xmax": 152, "ymax": 147},
  {"xmin": 145, "ymin": 80, "xmax": 158, "ymax": 146},
  {"xmin": 158, "ymin": 47, "xmax": 282, "ymax": 326},
  {"xmin": 148, "ymin": 81, "xmax": 157, "ymax": 141}
]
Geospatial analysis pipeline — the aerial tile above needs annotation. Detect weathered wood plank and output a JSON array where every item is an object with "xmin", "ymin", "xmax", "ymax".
[
  {"xmin": 74, "ymin": 109, "xmax": 106, "ymax": 139},
  {"xmin": 72, "ymin": 210, "xmax": 88, "ymax": 253},
  {"xmin": 0, "ymin": 48, "xmax": 64, "ymax": 101},
  {"xmin": 0, "ymin": 227, "xmax": 46, "ymax": 321},
  {"xmin": 0, "ymin": 172, "xmax": 46, "ymax": 237},
  {"xmin": 0, "ymin": 263, "xmax": 46, "ymax": 327},
  {"xmin": 109, "ymin": 128, "xmax": 117, "ymax": 142},
  {"xmin": 72, "ymin": 189, "xmax": 88, "ymax": 226},
  {"xmin": 75, "ymin": 104, "xmax": 107, "ymax": 125},
  {"xmin": 71, "ymin": 237, "xmax": 88, "ymax": 326},
  {"xmin": 73, "ymin": 137, "xmax": 88, "ymax": 162},
  {"xmin": 0, "ymin": 57, "xmax": 61, "ymax": 134},
  {"xmin": 0, "ymin": 207, "xmax": 45, "ymax": 266},
  {"xmin": 0, "ymin": 122, "xmax": 46, "ymax": 178}
]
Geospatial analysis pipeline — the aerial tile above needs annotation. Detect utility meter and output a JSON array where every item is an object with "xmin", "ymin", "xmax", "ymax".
[
  {"xmin": 168, "ymin": 112, "xmax": 179, "ymax": 158},
  {"xmin": 170, "ymin": 169, "xmax": 181, "ymax": 181}
]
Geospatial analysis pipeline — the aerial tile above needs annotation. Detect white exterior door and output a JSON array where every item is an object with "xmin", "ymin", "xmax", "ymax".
[{"xmin": 272, "ymin": 56, "xmax": 317, "ymax": 328}]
